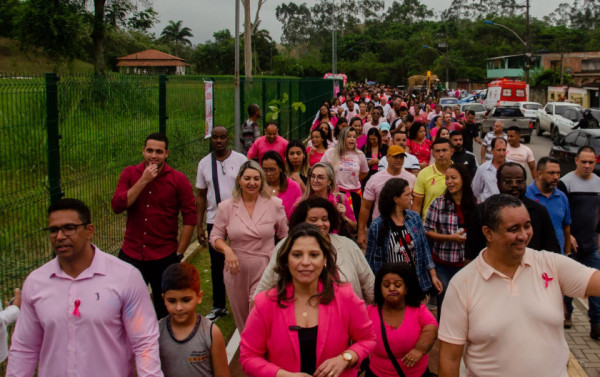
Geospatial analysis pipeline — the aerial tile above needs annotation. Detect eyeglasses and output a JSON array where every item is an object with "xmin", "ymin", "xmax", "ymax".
[
  {"xmin": 502, "ymin": 179, "xmax": 525, "ymax": 185},
  {"xmin": 43, "ymin": 223, "xmax": 88, "ymax": 238},
  {"xmin": 263, "ymin": 168, "xmax": 278, "ymax": 174},
  {"xmin": 310, "ymin": 174, "xmax": 327, "ymax": 182}
]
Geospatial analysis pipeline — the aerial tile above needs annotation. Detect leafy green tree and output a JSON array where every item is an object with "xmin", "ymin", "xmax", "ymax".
[
  {"xmin": 0, "ymin": 0, "xmax": 22, "ymax": 37},
  {"xmin": 160, "ymin": 20, "xmax": 193, "ymax": 56},
  {"xmin": 17, "ymin": 0, "xmax": 85, "ymax": 61},
  {"xmin": 275, "ymin": 2, "xmax": 312, "ymax": 45}
]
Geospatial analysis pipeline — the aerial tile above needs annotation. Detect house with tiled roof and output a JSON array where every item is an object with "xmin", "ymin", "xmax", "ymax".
[{"xmin": 116, "ymin": 49, "xmax": 190, "ymax": 75}]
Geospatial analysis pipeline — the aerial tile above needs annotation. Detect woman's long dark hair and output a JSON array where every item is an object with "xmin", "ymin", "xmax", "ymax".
[
  {"xmin": 377, "ymin": 178, "xmax": 410, "ymax": 245},
  {"xmin": 374, "ymin": 262, "xmax": 425, "ymax": 308},
  {"xmin": 262, "ymin": 150, "xmax": 288, "ymax": 192},
  {"xmin": 289, "ymin": 197, "xmax": 341, "ymax": 233},
  {"xmin": 444, "ymin": 163, "xmax": 477, "ymax": 225},
  {"xmin": 363, "ymin": 127, "xmax": 382, "ymax": 157},
  {"xmin": 311, "ymin": 128, "xmax": 328, "ymax": 149},
  {"xmin": 285, "ymin": 139, "xmax": 309, "ymax": 178},
  {"xmin": 334, "ymin": 117, "xmax": 348, "ymax": 140},
  {"xmin": 273, "ymin": 223, "xmax": 342, "ymax": 307},
  {"xmin": 408, "ymin": 122, "xmax": 426, "ymax": 141},
  {"xmin": 318, "ymin": 122, "xmax": 333, "ymax": 143}
]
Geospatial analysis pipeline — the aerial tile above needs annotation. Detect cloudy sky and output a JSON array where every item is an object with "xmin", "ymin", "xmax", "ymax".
[{"xmin": 150, "ymin": 0, "xmax": 564, "ymax": 45}]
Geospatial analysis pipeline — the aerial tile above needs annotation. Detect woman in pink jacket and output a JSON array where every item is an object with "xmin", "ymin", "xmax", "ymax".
[
  {"xmin": 210, "ymin": 160, "xmax": 288, "ymax": 332},
  {"xmin": 240, "ymin": 223, "xmax": 376, "ymax": 377}
]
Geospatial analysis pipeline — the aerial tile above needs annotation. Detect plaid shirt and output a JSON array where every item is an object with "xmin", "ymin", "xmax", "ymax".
[
  {"xmin": 366, "ymin": 210, "xmax": 435, "ymax": 292},
  {"xmin": 423, "ymin": 196, "xmax": 464, "ymax": 263}
]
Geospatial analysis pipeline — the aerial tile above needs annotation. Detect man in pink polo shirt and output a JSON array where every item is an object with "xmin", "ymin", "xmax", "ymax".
[
  {"xmin": 246, "ymin": 122, "xmax": 288, "ymax": 162},
  {"xmin": 357, "ymin": 145, "xmax": 416, "ymax": 250},
  {"xmin": 439, "ymin": 194, "xmax": 600, "ymax": 377}
]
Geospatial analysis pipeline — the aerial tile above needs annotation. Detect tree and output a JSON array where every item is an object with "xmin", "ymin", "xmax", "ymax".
[
  {"xmin": 126, "ymin": 7, "xmax": 158, "ymax": 33},
  {"xmin": 160, "ymin": 20, "xmax": 193, "ymax": 56},
  {"xmin": 275, "ymin": 2, "xmax": 312, "ymax": 45},
  {"xmin": 17, "ymin": 0, "xmax": 85, "ymax": 62},
  {"xmin": 384, "ymin": 0, "xmax": 433, "ymax": 25},
  {"xmin": 241, "ymin": 0, "xmax": 267, "ymax": 80}
]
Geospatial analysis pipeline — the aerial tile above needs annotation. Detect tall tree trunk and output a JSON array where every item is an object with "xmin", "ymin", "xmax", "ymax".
[
  {"xmin": 92, "ymin": 0, "xmax": 107, "ymax": 75},
  {"xmin": 243, "ymin": 0, "xmax": 253, "ymax": 81}
]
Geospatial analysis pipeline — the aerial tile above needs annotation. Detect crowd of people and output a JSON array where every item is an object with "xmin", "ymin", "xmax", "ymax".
[{"xmin": 2, "ymin": 83, "xmax": 600, "ymax": 377}]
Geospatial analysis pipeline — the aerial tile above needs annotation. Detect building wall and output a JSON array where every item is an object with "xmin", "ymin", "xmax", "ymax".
[{"xmin": 541, "ymin": 52, "xmax": 600, "ymax": 73}]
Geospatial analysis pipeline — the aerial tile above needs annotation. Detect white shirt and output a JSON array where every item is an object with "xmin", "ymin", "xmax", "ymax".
[
  {"xmin": 0, "ymin": 303, "xmax": 19, "ymax": 362},
  {"xmin": 378, "ymin": 153, "xmax": 420, "ymax": 172},
  {"xmin": 472, "ymin": 160, "xmax": 500, "ymax": 202},
  {"xmin": 196, "ymin": 151, "xmax": 247, "ymax": 223}
]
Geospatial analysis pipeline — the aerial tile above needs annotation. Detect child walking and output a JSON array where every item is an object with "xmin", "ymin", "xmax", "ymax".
[{"xmin": 159, "ymin": 263, "xmax": 229, "ymax": 377}]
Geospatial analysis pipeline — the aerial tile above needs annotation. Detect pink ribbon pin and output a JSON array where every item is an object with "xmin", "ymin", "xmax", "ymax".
[
  {"xmin": 542, "ymin": 273, "xmax": 553, "ymax": 288},
  {"xmin": 73, "ymin": 299, "xmax": 81, "ymax": 317}
]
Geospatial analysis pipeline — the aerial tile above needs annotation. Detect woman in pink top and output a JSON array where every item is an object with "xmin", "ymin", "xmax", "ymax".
[
  {"xmin": 429, "ymin": 115, "xmax": 443, "ymax": 140},
  {"xmin": 367, "ymin": 263, "xmax": 438, "ymax": 377},
  {"xmin": 302, "ymin": 162, "xmax": 357, "ymax": 233},
  {"xmin": 261, "ymin": 151, "xmax": 303, "ymax": 220},
  {"xmin": 406, "ymin": 123, "xmax": 432, "ymax": 169},
  {"xmin": 210, "ymin": 161, "xmax": 288, "ymax": 331},
  {"xmin": 285, "ymin": 140, "xmax": 309, "ymax": 193},
  {"xmin": 351, "ymin": 116, "xmax": 368, "ymax": 150},
  {"xmin": 320, "ymin": 127, "xmax": 369, "ymax": 220},
  {"xmin": 307, "ymin": 129, "xmax": 328, "ymax": 167},
  {"xmin": 240, "ymin": 223, "xmax": 376, "ymax": 377},
  {"xmin": 312, "ymin": 104, "xmax": 338, "ymax": 131}
]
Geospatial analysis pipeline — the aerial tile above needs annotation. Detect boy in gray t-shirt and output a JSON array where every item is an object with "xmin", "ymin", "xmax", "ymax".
[{"xmin": 158, "ymin": 263, "xmax": 229, "ymax": 377}]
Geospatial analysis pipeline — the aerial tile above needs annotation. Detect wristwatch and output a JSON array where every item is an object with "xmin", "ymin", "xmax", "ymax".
[{"xmin": 341, "ymin": 351, "xmax": 353, "ymax": 364}]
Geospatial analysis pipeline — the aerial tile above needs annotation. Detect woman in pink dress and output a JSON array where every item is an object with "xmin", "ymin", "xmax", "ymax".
[
  {"xmin": 261, "ymin": 151, "xmax": 303, "ymax": 220},
  {"xmin": 210, "ymin": 161, "xmax": 289, "ymax": 331}
]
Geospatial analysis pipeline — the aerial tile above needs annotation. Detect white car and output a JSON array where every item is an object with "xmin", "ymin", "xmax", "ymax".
[
  {"xmin": 537, "ymin": 102, "xmax": 582, "ymax": 140},
  {"xmin": 517, "ymin": 101, "xmax": 542, "ymax": 121},
  {"xmin": 459, "ymin": 103, "xmax": 486, "ymax": 123}
]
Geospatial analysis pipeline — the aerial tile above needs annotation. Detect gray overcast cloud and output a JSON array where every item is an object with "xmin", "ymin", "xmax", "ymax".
[{"xmin": 150, "ymin": 0, "xmax": 563, "ymax": 45}]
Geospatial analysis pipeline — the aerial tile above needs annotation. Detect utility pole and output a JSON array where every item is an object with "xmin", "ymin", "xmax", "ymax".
[
  {"xmin": 234, "ymin": 0, "xmax": 241, "ymax": 151},
  {"xmin": 331, "ymin": 0, "xmax": 337, "ymax": 94},
  {"xmin": 524, "ymin": 0, "xmax": 530, "ymax": 85}
]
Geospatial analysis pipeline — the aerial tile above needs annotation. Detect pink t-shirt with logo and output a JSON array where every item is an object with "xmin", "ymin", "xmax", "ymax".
[{"xmin": 320, "ymin": 149, "xmax": 369, "ymax": 191}]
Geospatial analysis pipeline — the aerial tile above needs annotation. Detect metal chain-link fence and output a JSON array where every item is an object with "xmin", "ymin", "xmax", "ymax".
[{"xmin": 0, "ymin": 73, "xmax": 336, "ymax": 298}]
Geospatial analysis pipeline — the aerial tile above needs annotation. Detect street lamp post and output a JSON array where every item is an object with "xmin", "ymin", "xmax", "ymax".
[
  {"xmin": 423, "ymin": 45, "xmax": 449, "ymax": 91},
  {"xmin": 484, "ymin": 20, "xmax": 531, "ymax": 84}
]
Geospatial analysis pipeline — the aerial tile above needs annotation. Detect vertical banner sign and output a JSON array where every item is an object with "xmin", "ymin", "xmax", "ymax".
[
  {"xmin": 204, "ymin": 80, "xmax": 214, "ymax": 139},
  {"xmin": 333, "ymin": 81, "xmax": 340, "ymax": 97}
]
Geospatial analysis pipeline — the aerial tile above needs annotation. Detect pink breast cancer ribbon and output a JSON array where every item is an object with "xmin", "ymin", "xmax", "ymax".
[
  {"xmin": 542, "ymin": 273, "xmax": 553, "ymax": 288},
  {"xmin": 73, "ymin": 299, "xmax": 81, "ymax": 317}
]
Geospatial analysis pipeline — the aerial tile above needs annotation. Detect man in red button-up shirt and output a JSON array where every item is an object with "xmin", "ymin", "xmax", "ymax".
[{"xmin": 111, "ymin": 133, "xmax": 196, "ymax": 319}]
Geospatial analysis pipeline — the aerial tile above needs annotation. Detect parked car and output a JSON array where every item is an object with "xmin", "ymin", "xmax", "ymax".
[
  {"xmin": 459, "ymin": 94, "xmax": 482, "ymax": 104},
  {"xmin": 536, "ymin": 102, "xmax": 582, "ymax": 140},
  {"xmin": 517, "ymin": 101, "xmax": 542, "ymax": 121},
  {"xmin": 439, "ymin": 97, "xmax": 459, "ymax": 107},
  {"xmin": 549, "ymin": 129, "xmax": 600, "ymax": 177},
  {"xmin": 459, "ymin": 103, "xmax": 486, "ymax": 123},
  {"xmin": 481, "ymin": 106, "xmax": 534, "ymax": 143}
]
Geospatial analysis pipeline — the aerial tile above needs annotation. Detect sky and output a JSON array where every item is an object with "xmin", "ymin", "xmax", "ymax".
[{"xmin": 150, "ymin": 0, "xmax": 564, "ymax": 45}]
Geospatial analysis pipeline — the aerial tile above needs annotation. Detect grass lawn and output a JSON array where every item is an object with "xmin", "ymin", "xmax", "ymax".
[{"xmin": 185, "ymin": 244, "xmax": 238, "ymax": 343}]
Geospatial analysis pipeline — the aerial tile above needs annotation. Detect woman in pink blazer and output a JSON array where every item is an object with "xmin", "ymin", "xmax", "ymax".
[
  {"xmin": 210, "ymin": 160, "xmax": 288, "ymax": 332},
  {"xmin": 240, "ymin": 223, "xmax": 376, "ymax": 377}
]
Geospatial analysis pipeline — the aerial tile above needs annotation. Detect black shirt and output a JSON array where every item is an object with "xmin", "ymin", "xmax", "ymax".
[
  {"xmin": 451, "ymin": 149, "xmax": 478, "ymax": 178},
  {"xmin": 465, "ymin": 196, "xmax": 561, "ymax": 260},
  {"xmin": 298, "ymin": 326, "xmax": 318, "ymax": 374},
  {"xmin": 461, "ymin": 120, "xmax": 480, "ymax": 152}
]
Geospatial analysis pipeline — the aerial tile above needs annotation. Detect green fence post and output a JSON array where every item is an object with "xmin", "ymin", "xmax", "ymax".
[
  {"xmin": 45, "ymin": 73, "xmax": 62, "ymax": 204},
  {"xmin": 261, "ymin": 79, "xmax": 267, "ymax": 128},
  {"xmin": 159, "ymin": 75, "xmax": 168, "ymax": 135},
  {"xmin": 288, "ymin": 80, "xmax": 293, "ymax": 138}
]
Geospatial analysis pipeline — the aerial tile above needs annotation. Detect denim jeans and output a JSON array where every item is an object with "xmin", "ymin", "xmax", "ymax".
[
  {"xmin": 565, "ymin": 246, "xmax": 600, "ymax": 325},
  {"xmin": 435, "ymin": 263, "xmax": 463, "ymax": 319}
]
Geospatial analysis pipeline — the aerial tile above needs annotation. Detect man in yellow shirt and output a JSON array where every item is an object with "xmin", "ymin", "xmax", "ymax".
[{"xmin": 412, "ymin": 138, "xmax": 452, "ymax": 220}]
